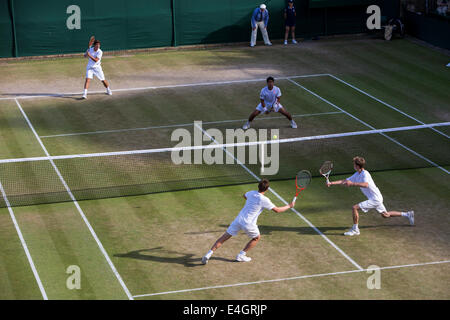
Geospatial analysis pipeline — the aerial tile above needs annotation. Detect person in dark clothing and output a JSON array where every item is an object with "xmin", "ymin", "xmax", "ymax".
[{"xmin": 284, "ymin": 0, "xmax": 297, "ymax": 44}]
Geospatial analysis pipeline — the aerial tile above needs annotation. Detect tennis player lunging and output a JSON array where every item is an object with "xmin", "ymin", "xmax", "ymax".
[
  {"xmin": 202, "ymin": 179, "xmax": 295, "ymax": 264},
  {"xmin": 243, "ymin": 77, "xmax": 297, "ymax": 129},
  {"xmin": 327, "ymin": 156, "xmax": 414, "ymax": 236}
]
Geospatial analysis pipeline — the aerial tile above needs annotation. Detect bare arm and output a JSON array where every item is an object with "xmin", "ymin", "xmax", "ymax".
[
  {"xmin": 347, "ymin": 181, "xmax": 369, "ymax": 188},
  {"xmin": 260, "ymin": 98, "xmax": 266, "ymax": 109},
  {"xmin": 271, "ymin": 202, "xmax": 295, "ymax": 213},
  {"xmin": 86, "ymin": 51, "xmax": 99, "ymax": 62},
  {"xmin": 327, "ymin": 179, "xmax": 368, "ymax": 188}
]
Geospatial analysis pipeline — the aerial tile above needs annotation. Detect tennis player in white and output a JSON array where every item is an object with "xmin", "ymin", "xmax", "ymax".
[
  {"xmin": 202, "ymin": 179, "xmax": 295, "ymax": 264},
  {"xmin": 243, "ymin": 76, "xmax": 297, "ymax": 129},
  {"xmin": 327, "ymin": 156, "xmax": 414, "ymax": 236},
  {"xmin": 82, "ymin": 40, "xmax": 112, "ymax": 99}
]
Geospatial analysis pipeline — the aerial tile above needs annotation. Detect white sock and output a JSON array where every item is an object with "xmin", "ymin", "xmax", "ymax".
[
  {"xmin": 107, "ymin": 87, "xmax": 111, "ymax": 92},
  {"xmin": 401, "ymin": 212, "xmax": 408, "ymax": 217},
  {"xmin": 83, "ymin": 89, "xmax": 87, "ymax": 95},
  {"xmin": 205, "ymin": 250, "xmax": 213, "ymax": 258},
  {"xmin": 353, "ymin": 224, "xmax": 359, "ymax": 230},
  {"xmin": 239, "ymin": 250, "xmax": 246, "ymax": 256}
]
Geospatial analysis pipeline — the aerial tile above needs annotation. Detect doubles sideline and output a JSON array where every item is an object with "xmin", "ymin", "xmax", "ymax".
[{"xmin": 13, "ymin": 98, "xmax": 134, "ymax": 300}]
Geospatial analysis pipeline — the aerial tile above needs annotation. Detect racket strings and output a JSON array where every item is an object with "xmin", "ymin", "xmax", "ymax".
[
  {"xmin": 296, "ymin": 170, "xmax": 312, "ymax": 188},
  {"xmin": 320, "ymin": 161, "xmax": 333, "ymax": 175}
]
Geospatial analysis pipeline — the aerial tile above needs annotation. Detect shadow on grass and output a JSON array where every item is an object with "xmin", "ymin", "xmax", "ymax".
[
  {"xmin": 184, "ymin": 230, "xmax": 224, "ymax": 235},
  {"xmin": 1, "ymin": 92, "xmax": 112, "ymax": 100},
  {"xmin": 114, "ymin": 247, "xmax": 235, "ymax": 267},
  {"xmin": 218, "ymin": 224, "xmax": 411, "ymax": 236}
]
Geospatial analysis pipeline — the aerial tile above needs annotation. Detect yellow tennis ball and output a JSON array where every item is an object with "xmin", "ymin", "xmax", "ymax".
[{"xmin": 273, "ymin": 134, "xmax": 278, "ymax": 140}]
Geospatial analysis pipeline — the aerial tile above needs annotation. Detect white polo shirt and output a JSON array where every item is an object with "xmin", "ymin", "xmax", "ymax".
[
  {"xmin": 236, "ymin": 190, "xmax": 275, "ymax": 226},
  {"xmin": 260, "ymin": 86, "xmax": 281, "ymax": 108},
  {"xmin": 347, "ymin": 169, "xmax": 383, "ymax": 202},
  {"xmin": 86, "ymin": 47, "xmax": 103, "ymax": 69}
]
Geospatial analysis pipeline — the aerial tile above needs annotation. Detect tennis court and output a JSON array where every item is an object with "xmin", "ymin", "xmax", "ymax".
[{"xmin": 0, "ymin": 38, "xmax": 449, "ymax": 300}]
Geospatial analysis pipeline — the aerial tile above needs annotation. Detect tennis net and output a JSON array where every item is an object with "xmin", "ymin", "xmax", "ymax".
[{"xmin": 0, "ymin": 122, "xmax": 448, "ymax": 208}]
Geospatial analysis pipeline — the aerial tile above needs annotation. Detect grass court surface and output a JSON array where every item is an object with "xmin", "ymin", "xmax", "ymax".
[{"xmin": 0, "ymin": 36, "xmax": 449, "ymax": 299}]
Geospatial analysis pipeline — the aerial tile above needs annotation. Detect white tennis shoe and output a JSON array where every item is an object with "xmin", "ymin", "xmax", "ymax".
[
  {"xmin": 292, "ymin": 39, "xmax": 298, "ymax": 44},
  {"xmin": 344, "ymin": 227, "xmax": 360, "ymax": 236},
  {"xmin": 407, "ymin": 211, "xmax": 415, "ymax": 225},
  {"xmin": 201, "ymin": 255, "xmax": 209, "ymax": 265},
  {"xmin": 106, "ymin": 88, "xmax": 112, "ymax": 95},
  {"xmin": 236, "ymin": 253, "xmax": 252, "ymax": 262},
  {"xmin": 82, "ymin": 94, "xmax": 87, "ymax": 99},
  {"xmin": 291, "ymin": 120, "xmax": 297, "ymax": 128},
  {"xmin": 243, "ymin": 121, "xmax": 250, "ymax": 130},
  {"xmin": 284, "ymin": 40, "xmax": 288, "ymax": 45}
]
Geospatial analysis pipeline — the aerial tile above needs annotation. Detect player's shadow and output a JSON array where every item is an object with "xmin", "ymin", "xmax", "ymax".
[
  {"xmin": 1, "ymin": 93, "xmax": 105, "ymax": 100},
  {"xmin": 218, "ymin": 224, "xmax": 402, "ymax": 236},
  {"xmin": 218, "ymin": 224, "xmax": 320, "ymax": 236},
  {"xmin": 184, "ymin": 230, "xmax": 224, "ymax": 235},
  {"xmin": 114, "ymin": 247, "xmax": 235, "ymax": 267}
]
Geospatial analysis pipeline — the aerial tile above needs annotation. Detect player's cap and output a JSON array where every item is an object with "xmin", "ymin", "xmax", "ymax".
[
  {"xmin": 260, "ymin": 4, "xmax": 266, "ymax": 9},
  {"xmin": 288, "ymin": 0, "xmax": 293, "ymax": 3}
]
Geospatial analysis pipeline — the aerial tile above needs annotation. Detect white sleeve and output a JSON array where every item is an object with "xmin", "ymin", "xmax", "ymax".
[
  {"xmin": 277, "ymin": 88, "xmax": 281, "ymax": 97},
  {"xmin": 263, "ymin": 197, "xmax": 275, "ymax": 210},
  {"xmin": 346, "ymin": 172, "xmax": 358, "ymax": 182},
  {"xmin": 361, "ymin": 171, "xmax": 371, "ymax": 183},
  {"xmin": 97, "ymin": 50, "xmax": 103, "ymax": 61},
  {"xmin": 260, "ymin": 88, "xmax": 265, "ymax": 100}
]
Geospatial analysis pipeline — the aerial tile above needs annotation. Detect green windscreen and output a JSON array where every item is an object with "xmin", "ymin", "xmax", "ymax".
[{"xmin": 309, "ymin": 0, "xmax": 374, "ymax": 8}]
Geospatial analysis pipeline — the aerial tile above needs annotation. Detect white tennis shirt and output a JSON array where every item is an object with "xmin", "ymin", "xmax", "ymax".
[
  {"xmin": 236, "ymin": 190, "xmax": 275, "ymax": 226},
  {"xmin": 260, "ymin": 86, "xmax": 281, "ymax": 107},
  {"xmin": 347, "ymin": 170, "xmax": 383, "ymax": 202},
  {"xmin": 86, "ymin": 47, "xmax": 103, "ymax": 69}
]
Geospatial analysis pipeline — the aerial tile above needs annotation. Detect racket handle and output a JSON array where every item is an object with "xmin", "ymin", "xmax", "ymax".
[{"xmin": 292, "ymin": 196, "xmax": 297, "ymax": 203}]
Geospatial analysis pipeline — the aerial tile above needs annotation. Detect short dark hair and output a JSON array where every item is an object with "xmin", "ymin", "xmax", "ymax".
[
  {"xmin": 93, "ymin": 40, "xmax": 101, "ymax": 45},
  {"xmin": 266, "ymin": 76, "xmax": 275, "ymax": 83},
  {"xmin": 353, "ymin": 156, "xmax": 366, "ymax": 169},
  {"xmin": 258, "ymin": 179, "xmax": 270, "ymax": 192}
]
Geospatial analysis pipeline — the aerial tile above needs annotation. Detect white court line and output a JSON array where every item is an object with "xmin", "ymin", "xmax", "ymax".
[
  {"xmin": 328, "ymin": 74, "xmax": 449, "ymax": 139},
  {"xmin": 14, "ymin": 98, "xmax": 134, "ymax": 300},
  {"xmin": 0, "ymin": 74, "xmax": 328, "ymax": 101},
  {"xmin": 39, "ymin": 111, "xmax": 343, "ymax": 139},
  {"xmin": 287, "ymin": 78, "xmax": 450, "ymax": 174},
  {"xmin": 0, "ymin": 181, "xmax": 48, "ymax": 300},
  {"xmin": 133, "ymin": 259, "xmax": 450, "ymax": 298},
  {"xmin": 195, "ymin": 122, "xmax": 363, "ymax": 271}
]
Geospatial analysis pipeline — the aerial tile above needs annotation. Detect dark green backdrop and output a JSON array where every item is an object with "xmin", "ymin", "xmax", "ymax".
[{"xmin": 0, "ymin": 0, "xmax": 398, "ymax": 58}]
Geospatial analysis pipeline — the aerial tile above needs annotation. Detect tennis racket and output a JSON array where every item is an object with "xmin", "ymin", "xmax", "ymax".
[
  {"xmin": 292, "ymin": 170, "xmax": 312, "ymax": 202},
  {"xmin": 319, "ymin": 161, "xmax": 333, "ymax": 184},
  {"xmin": 88, "ymin": 35, "xmax": 95, "ymax": 48}
]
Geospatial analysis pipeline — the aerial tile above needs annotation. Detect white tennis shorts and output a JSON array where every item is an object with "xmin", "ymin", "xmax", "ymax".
[
  {"xmin": 86, "ymin": 67, "xmax": 105, "ymax": 81},
  {"xmin": 358, "ymin": 200, "xmax": 387, "ymax": 214},
  {"xmin": 256, "ymin": 102, "xmax": 283, "ymax": 113},
  {"xmin": 226, "ymin": 219, "xmax": 260, "ymax": 239}
]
